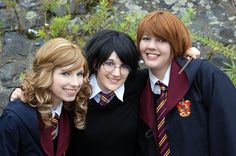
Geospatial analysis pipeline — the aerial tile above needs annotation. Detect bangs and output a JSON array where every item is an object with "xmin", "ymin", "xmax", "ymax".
[
  {"xmin": 140, "ymin": 13, "xmax": 169, "ymax": 41},
  {"xmin": 55, "ymin": 45, "xmax": 86, "ymax": 72}
]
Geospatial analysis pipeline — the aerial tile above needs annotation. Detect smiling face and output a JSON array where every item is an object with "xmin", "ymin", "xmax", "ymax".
[
  {"xmin": 50, "ymin": 64, "xmax": 84, "ymax": 106},
  {"xmin": 96, "ymin": 52, "xmax": 129, "ymax": 92},
  {"xmin": 139, "ymin": 33, "xmax": 173, "ymax": 79}
]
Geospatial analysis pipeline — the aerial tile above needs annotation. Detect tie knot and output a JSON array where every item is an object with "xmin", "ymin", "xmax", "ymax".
[
  {"xmin": 157, "ymin": 81, "xmax": 167, "ymax": 93},
  {"xmin": 51, "ymin": 113, "xmax": 59, "ymax": 125},
  {"xmin": 51, "ymin": 113, "xmax": 59, "ymax": 140},
  {"xmin": 99, "ymin": 91, "xmax": 114, "ymax": 106}
]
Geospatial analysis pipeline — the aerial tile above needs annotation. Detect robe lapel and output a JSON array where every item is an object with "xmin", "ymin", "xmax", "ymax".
[
  {"xmin": 139, "ymin": 59, "xmax": 189, "ymax": 141},
  {"xmin": 56, "ymin": 109, "xmax": 71, "ymax": 156},
  {"xmin": 139, "ymin": 80, "xmax": 157, "ymax": 140},
  {"xmin": 39, "ymin": 117, "xmax": 54, "ymax": 156},
  {"xmin": 39, "ymin": 109, "xmax": 71, "ymax": 156},
  {"xmin": 164, "ymin": 59, "xmax": 189, "ymax": 115}
]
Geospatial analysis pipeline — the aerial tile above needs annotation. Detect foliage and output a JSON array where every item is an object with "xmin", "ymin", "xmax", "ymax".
[
  {"xmin": 41, "ymin": 0, "xmax": 58, "ymax": 24},
  {"xmin": 180, "ymin": 7, "xmax": 236, "ymax": 86},
  {"xmin": 36, "ymin": 0, "xmax": 144, "ymax": 47},
  {"xmin": 74, "ymin": 0, "xmax": 144, "ymax": 45},
  {"xmin": 180, "ymin": 7, "xmax": 197, "ymax": 27},
  {"xmin": 37, "ymin": 15, "xmax": 72, "ymax": 40},
  {"xmin": 188, "ymin": 23, "xmax": 236, "ymax": 87},
  {"xmin": 2, "ymin": 0, "xmax": 16, "ymax": 7},
  {"xmin": 0, "ymin": 20, "xmax": 3, "ymax": 29},
  {"xmin": 35, "ymin": 0, "xmax": 235, "ymax": 86},
  {"xmin": 191, "ymin": 33, "xmax": 236, "ymax": 59},
  {"xmin": 80, "ymin": 0, "xmax": 111, "ymax": 34},
  {"xmin": 223, "ymin": 59, "xmax": 236, "ymax": 86}
]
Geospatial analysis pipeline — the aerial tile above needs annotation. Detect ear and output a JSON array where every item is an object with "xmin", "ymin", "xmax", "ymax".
[{"xmin": 93, "ymin": 60, "xmax": 99, "ymax": 71}]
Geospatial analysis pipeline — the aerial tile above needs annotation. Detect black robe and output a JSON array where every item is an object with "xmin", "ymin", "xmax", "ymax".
[{"xmin": 138, "ymin": 58, "xmax": 236, "ymax": 156}]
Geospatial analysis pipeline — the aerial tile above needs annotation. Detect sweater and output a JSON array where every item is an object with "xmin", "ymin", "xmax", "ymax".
[{"xmin": 68, "ymin": 70, "xmax": 148, "ymax": 156}]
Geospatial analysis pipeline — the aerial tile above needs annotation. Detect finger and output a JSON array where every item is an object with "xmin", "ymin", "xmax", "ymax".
[{"xmin": 190, "ymin": 47, "xmax": 201, "ymax": 58}]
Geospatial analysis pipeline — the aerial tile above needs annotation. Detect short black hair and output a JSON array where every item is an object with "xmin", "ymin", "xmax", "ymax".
[{"xmin": 84, "ymin": 29, "xmax": 140, "ymax": 77}]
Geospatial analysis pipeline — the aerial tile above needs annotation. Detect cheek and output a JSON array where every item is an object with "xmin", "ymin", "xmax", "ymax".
[
  {"xmin": 139, "ymin": 42, "xmax": 145, "ymax": 52},
  {"xmin": 79, "ymin": 77, "xmax": 84, "ymax": 86}
]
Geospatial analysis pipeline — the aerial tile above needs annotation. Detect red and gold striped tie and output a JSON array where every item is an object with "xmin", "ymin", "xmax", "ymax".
[
  {"xmin": 156, "ymin": 81, "xmax": 171, "ymax": 156},
  {"xmin": 99, "ymin": 92, "xmax": 114, "ymax": 106},
  {"xmin": 51, "ymin": 113, "xmax": 59, "ymax": 140}
]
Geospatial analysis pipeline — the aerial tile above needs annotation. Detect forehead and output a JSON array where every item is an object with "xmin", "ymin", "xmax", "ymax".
[
  {"xmin": 106, "ymin": 51, "xmax": 124, "ymax": 64},
  {"xmin": 55, "ymin": 64, "xmax": 84, "ymax": 71}
]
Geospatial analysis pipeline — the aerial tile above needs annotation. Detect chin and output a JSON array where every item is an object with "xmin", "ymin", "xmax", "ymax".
[
  {"xmin": 64, "ymin": 97, "xmax": 76, "ymax": 102},
  {"xmin": 144, "ymin": 62, "xmax": 157, "ymax": 68}
]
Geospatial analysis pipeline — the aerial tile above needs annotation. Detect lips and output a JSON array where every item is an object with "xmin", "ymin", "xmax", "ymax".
[
  {"xmin": 64, "ymin": 89, "xmax": 78, "ymax": 96},
  {"xmin": 146, "ymin": 53, "xmax": 160, "ymax": 60},
  {"xmin": 109, "ymin": 77, "xmax": 120, "ymax": 84}
]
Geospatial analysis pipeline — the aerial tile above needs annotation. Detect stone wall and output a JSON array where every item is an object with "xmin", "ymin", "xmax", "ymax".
[{"xmin": 0, "ymin": 0, "xmax": 235, "ymax": 114}]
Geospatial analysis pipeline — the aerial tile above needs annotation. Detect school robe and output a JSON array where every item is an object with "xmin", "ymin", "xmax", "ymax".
[
  {"xmin": 0, "ymin": 99, "xmax": 71, "ymax": 156},
  {"xmin": 138, "ymin": 57, "xmax": 236, "ymax": 156}
]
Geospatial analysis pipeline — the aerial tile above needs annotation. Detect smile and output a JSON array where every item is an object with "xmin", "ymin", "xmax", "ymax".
[{"xmin": 64, "ymin": 89, "xmax": 77, "ymax": 95}]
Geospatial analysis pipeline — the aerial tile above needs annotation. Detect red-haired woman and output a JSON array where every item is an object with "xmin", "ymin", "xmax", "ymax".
[{"xmin": 137, "ymin": 11, "xmax": 236, "ymax": 156}]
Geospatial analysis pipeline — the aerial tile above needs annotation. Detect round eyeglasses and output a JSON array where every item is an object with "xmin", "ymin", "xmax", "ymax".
[{"xmin": 102, "ymin": 61, "xmax": 131, "ymax": 75}]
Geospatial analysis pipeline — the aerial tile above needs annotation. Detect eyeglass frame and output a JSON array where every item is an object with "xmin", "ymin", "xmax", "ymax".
[{"xmin": 101, "ymin": 60, "xmax": 131, "ymax": 75}]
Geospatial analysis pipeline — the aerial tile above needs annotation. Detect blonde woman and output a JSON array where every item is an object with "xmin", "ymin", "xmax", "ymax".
[{"xmin": 0, "ymin": 38, "xmax": 91, "ymax": 156}]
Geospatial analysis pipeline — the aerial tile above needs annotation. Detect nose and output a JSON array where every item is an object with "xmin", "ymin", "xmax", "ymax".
[
  {"xmin": 70, "ymin": 76, "xmax": 80, "ymax": 86},
  {"xmin": 111, "ymin": 67, "xmax": 121, "ymax": 76},
  {"xmin": 147, "ymin": 40, "xmax": 157, "ymax": 50}
]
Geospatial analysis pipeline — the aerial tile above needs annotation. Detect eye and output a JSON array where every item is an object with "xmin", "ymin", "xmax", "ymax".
[
  {"xmin": 141, "ymin": 36, "xmax": 150, "ymax": 41},
  {"xmin": 77, "ymin": 71, "xmax": 84, "ymax": 77},
  {"xmin": 121, "ymin": 64, "xmax": 131, "ymax": 71},
  {"xmin": 61, "ymin": 71, "xmax": 70, "ymax": 76},
  {"xmin": 104, "ymin": 61, "xmax": 115, "ymax": 67},
  {"xmin": 157, "ymin": 37, "xmax": 167, "ymax": 42}
]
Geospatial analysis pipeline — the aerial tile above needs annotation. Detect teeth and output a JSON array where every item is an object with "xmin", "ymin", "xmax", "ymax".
[
  {"xmin": 65, "ymin": 89, "xmax": 76, "ymax": 95},
  {"xmin": 147, "ymin": 53, "xmax": 160, "ymax": 56},
  {"xmin": 146, "ymin": 53, "xmax": 159, "ymax": 59}
]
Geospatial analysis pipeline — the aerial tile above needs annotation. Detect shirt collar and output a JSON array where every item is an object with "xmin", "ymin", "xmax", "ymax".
[
  {"xmin": 52, "ymin": 102, "xmax": 63, "ymax": 117},
  {"xmin": 89, "ymin": 74, "xmax": 124, "ymax": 102},
  {"xmin": 149, "ymin": 64, "xmax": 171, "ymax": 94}
]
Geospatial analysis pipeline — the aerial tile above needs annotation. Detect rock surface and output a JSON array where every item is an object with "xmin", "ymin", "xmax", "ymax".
[{"xmin": 0, "ymin": 0, "xmax": 235, "ymax": 114}]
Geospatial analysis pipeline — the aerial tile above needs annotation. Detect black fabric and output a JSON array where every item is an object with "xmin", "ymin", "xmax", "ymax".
[
  {"xmin": 138, "ymin": 58, "xmax": 236, "ymax": 156},
  {"xmin": 0, "ymin": 99, "xmax": 45, "ymax": 156},
  {"xmin": 68, "ymin": 70, "xmax": 148, "ymax": 156}
]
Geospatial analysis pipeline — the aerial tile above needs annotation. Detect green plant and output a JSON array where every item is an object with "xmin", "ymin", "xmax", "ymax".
[
  {"xmin": 42, "ymin": 0, "xmax": 57, "ymax": 25},
  {"xmin": 0, "ymin": 20, "xmax": 3, "ymax": 29},
  {"xmin": 107, "ymin": 11, "xmax": 144, "ymax": 41},
  {"xmin": 35, "ymin": 1, "xmax": 236, "ymax": 86},
  {"xmin": 223, "ymin": 59, "xmax": 236, "ymax": 86},
  {"xmin": 78, "ymin": 0, "xmax": 144, "ymax": 42},
  {"xmin": 180, "ymin": 7, "xmax": 197, "ymax": 27},
  {"xmin": 190, "ymin": 32, "xmax": 236, "ymax": 86},
  {"xmin": 19, "ymin": 72, "xmax": 25, "ymax": 82},
  {"xmin": 179, "ymin": 8, "xmax": 236, "ymax": 86},
  {"xmin": 191, "ymin": 33, "xmax": 236, "ymax": 59},
  {"xmin": 37, "ymin": 15, "xmax": 72, "ymax": 39},
  {"xmin": 79, "ymin": 0, "xmax": 111, "ymax": 34}
]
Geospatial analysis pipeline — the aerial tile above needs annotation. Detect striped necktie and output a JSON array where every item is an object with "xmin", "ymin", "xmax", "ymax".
[
  {"xmin": 99, "ymin": 92, "xmax": 114, "ymax": 106},
  {"xmin": 51, "ymin": 113, "xmax": 59, "ymax": 140},
  {"xmin": 156, "ymin": 81, "xmax": 171, "ymax": 156}
]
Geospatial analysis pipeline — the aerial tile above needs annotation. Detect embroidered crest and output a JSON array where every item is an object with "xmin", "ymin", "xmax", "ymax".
[{"xmin": 176, "ymin": 99, "xmax": 191, "ymax": 117}]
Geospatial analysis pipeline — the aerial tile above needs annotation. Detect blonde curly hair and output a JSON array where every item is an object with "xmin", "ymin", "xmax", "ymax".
[{"xmin": 21, "ymin": 38, "xmax": 91, "ymax": 129}]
